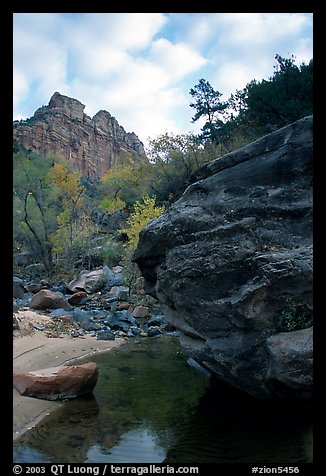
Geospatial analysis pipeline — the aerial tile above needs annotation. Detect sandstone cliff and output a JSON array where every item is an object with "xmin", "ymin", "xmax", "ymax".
[
  {"xmin": 133, "ymin": 116, "xmax": 313, "ymax": 402},
  {"xmin": 13, "ymin": 92, "xmax": 145, "ymax": 178}
]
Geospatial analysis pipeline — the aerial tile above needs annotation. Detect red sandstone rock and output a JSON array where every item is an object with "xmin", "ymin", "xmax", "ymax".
[
  {"xmin": 67, "ymin": 291, "xmax": 88, "ymax": 306},
  {"xmin": 13, "ymin": 362, "xmax": 98, "ymax": 400},
  {"xmin": 28, "ymin": 289, "xmax": 72, "ymax": 311}
]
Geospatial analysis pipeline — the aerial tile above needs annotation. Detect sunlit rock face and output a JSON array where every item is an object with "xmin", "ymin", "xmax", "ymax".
[
  {"xmin": 133, "ymin": 116, "xmax": 313, "ymax": 401},
  {"xmin": 13, "ymin": 92, "xmax": 145, "ymax": 178}
]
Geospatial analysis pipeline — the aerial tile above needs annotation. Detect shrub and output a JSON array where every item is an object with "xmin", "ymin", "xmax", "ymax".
[{"xmin": 280, "ymin": 300, "xmax": 312, "ymax": 331}]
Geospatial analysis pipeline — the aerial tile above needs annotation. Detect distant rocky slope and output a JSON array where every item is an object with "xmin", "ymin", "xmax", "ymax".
[
  {"xmin": 13, "ymin": 92, "xmax": 145, "ymax": 178},
  {"xmin": 133, "ymin": 115, "xmax": 313, "ymax": 402}
]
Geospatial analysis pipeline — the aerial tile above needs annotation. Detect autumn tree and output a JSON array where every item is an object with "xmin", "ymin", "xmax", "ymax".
[
  {"xmin": 120, "ymin": 196, "xmax": 165, "ymax": 252},
  {"xmin": 48, "ymin": 159, "xmax": 98, "ymax": 267},
  {"xmin": 99, "ymin": 151, "xmax": 152, "ymax": 215},
  {"xmin": 119, "ymin": 196, "xmax": 165, "ymax": 292}
]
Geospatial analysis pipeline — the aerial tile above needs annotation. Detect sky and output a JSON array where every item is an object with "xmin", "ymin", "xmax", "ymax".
[{"xmin": 13, "ymin": 12, "xmax": 313, "ymax": 151}]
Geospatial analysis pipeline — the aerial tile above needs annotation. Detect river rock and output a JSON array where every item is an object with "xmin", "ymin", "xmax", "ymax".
[
  {"xmin": 72, "ymin": 309, "xmax": 106, "ymax": 331},
  {"xmin": 13, "ymin": 362, "xmax": 99, "ymax": 400},
  {"xmin": 67, "ymin": 269, "xmax": 105, "ymax": 294},
  {"xmin": 67, "ymin": 291, "xmax": 88, "ymax": 306},
  {"xmin": 28, "ymin": 289, "xmax": 72, "ymax": 311},
  {"xmin": 147, "ymin": 326, "xmax": 163, "ymax": 337},
  {"xmin": 265, "ymin": 326, "xmax": 313, "ymax": 399},
  {"xmin": 13, "ymin": 277, "xmax": 25, "ymax": 299},
  {"xmin": 132, "ymin": 305, "xmax": 151, "ymax": 318},
  {"xmin": 24, "ymin": 282, "xmax": 48, "ymax": 294},
  {"xmin": 106, "ymin": 310, "xmax": 139, "ymax": 331},
  {"xmin": 96, "ymin": 329, "xmax": 115, "ymax": 341},
  {"xmin": 133, "ymin": 116, "xmax": 313, "ymax": 401},
  {"xmin": 108, "ymin": 286, "xmax": 130, "ymax": 301}
]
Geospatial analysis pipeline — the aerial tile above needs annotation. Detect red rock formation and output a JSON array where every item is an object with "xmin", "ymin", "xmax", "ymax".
[
  {"xmin": 13, "ymin": 92, "xmax": 145, "ymax": 178},
  {"xmin": 13, "ymin": 362, "xmax": 99, "ymax": 400}
]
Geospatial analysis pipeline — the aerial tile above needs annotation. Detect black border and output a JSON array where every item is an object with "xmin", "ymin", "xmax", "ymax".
[{"xmin": 5, "ymin": 3, "xmax": 321, "ymax": 473}]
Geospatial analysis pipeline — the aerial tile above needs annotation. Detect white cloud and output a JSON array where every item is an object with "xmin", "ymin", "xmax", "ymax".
[
  {"xmin": 214, "ymin": 63, "xmax": 252, "ymax": 99},
  {"xmin": 13, "ymin": 71, "xmax": 29, "ymax": 118},
  {"xmin": 72, "ymin": 13, "xmax": 167, "ymax": 51},
  {"xmin": 105, "ymin": 13, "xmax": 167, "ymax": 51},
  {"xmin": 71, "ymin": 45, "xmax": 131, "ymax": 80},
  {"xmin": 60, "ymin": 13, "xmax": 167, "ymax": 80},
  {"xmin": 149, "ymin": 38, "xmax": 207, "ymax": 80},
  {"xmin": 291, "ymin": 38, "xmax": 314, "ymax": 64},
  {"xmin": 13, "ymin": 14, "xmax": 70, "ymax": 119},
  {"xmin": 13, "ymin": 12, "xmax": 313, "ymax": 146},
  {"xmin": 214, "ymin": 13, "xmax": 312, "ymax": 46},
  {"xmin": 13, "ymin": 13, "xmax": 168, "ymax": 115},
  {"xmin": 185, "ymin": 13, "xmax": 313, "ymax": 101},
  {"xmin": 52, "ymin": 20, "xmax": 207, "ymax": 145}
]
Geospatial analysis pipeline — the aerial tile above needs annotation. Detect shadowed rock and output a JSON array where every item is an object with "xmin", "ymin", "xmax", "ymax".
[
  {"xmin": 13, "ymin": 362, "xmax": 99, "ymax": 400},
  {"xmin": 133, "ymin": 116, "xmax": 313, "ymax": 401}
]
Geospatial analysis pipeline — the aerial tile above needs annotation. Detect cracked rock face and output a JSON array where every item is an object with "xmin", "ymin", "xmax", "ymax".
[{"xmin": 133, "ymin": 116, "xmax": 313, "ymax": 401}]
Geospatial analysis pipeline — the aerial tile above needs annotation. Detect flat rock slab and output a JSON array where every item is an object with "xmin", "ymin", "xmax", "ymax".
[{"xmin": 13, "ymin": 362, "xmax": 98, "ymax": 401}]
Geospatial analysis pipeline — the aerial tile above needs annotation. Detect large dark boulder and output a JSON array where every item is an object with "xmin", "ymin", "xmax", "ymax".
[{"xmin": 133, "ymin": 116, "xmax": 313, "ymax": 401}]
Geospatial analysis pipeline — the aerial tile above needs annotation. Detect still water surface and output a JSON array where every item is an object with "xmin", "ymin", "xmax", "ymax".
[{"xmin": 13, "ymin": 336, "xmax": 312, "ymax": 463}]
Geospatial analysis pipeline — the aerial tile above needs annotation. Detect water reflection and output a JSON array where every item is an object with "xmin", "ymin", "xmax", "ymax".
[
  {"xmin": 86, "ymin": 428, "xmax": 166, "ymax": 463},
  {"xmin": 13, "ymin": 336, "xmax": 312, "ymax": 463}
]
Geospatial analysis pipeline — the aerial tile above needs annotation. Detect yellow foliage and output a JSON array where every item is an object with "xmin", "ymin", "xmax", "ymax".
[
  {"xmin": 50, "ymin": 212, "xmax": 99, "ymax": 257},
  {"xmin": 119, "ymin": 196, "xmax": 165, "ymax": 252},
  {"xmin": 48, "ymin": 162, "xmax": 84, "ymax": 207},
  {"xmin": 101, "ymin": 164, "xmax": 139, "ymax": 186}
]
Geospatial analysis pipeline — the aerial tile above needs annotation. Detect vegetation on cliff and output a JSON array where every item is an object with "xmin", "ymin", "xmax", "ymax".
[{"xmin": 13, "ymin": 54, "xmax": 313, "ymax": 284}]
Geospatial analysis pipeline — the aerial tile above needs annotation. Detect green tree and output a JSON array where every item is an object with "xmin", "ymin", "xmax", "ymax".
[
  {"xmin": 188, "ymin": 55, "xmax": 313, "ymax": 155},
  {"xmin": 146, "ymin": 133, "xmax": 212, "ymax": 202},
  {"xmin": 50, "ymin": 210, "xmax": 99, "ymax": 268},
  {"xmin": 13, "ymin": 149, "xmax": 58, "ymax": 275},
  {"xmin": 189, "ymin": 78, "xmax": 229, "ymax": 146},
  {"xmin": 234, "ymin": 54, "xmax": 313, "ymax": 133}
]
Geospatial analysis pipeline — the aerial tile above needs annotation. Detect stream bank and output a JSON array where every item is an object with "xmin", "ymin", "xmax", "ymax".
[{"xmin": 13, "ymin": 336, "xmax": 313, "ymax": 464}]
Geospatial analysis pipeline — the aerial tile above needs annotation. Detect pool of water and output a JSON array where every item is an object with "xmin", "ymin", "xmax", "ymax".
[{"xmin": 13, "ymin": 336, "xmax": 313, "ymax": 463}]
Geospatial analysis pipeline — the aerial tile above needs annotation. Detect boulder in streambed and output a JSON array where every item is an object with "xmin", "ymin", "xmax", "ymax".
[
  {"xmin": 28, "ymin": 289, "xmax": 72, "ymax": 311},
  {"xmin": 13, "ymin": 362, "xmax": 98, "ymax": 400},
  {"xmin": 133, "ymin": 116, "xmax": 313, "ymax": 402}
]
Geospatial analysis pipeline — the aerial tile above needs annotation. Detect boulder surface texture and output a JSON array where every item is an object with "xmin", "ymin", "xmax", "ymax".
[
  {"xmin": 13, "ymin": 362, "xmax": 99, "ymax": 400},
  {"xmin": 133, "ymin": 116, "xmax": 313, "ymax": 401}
]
